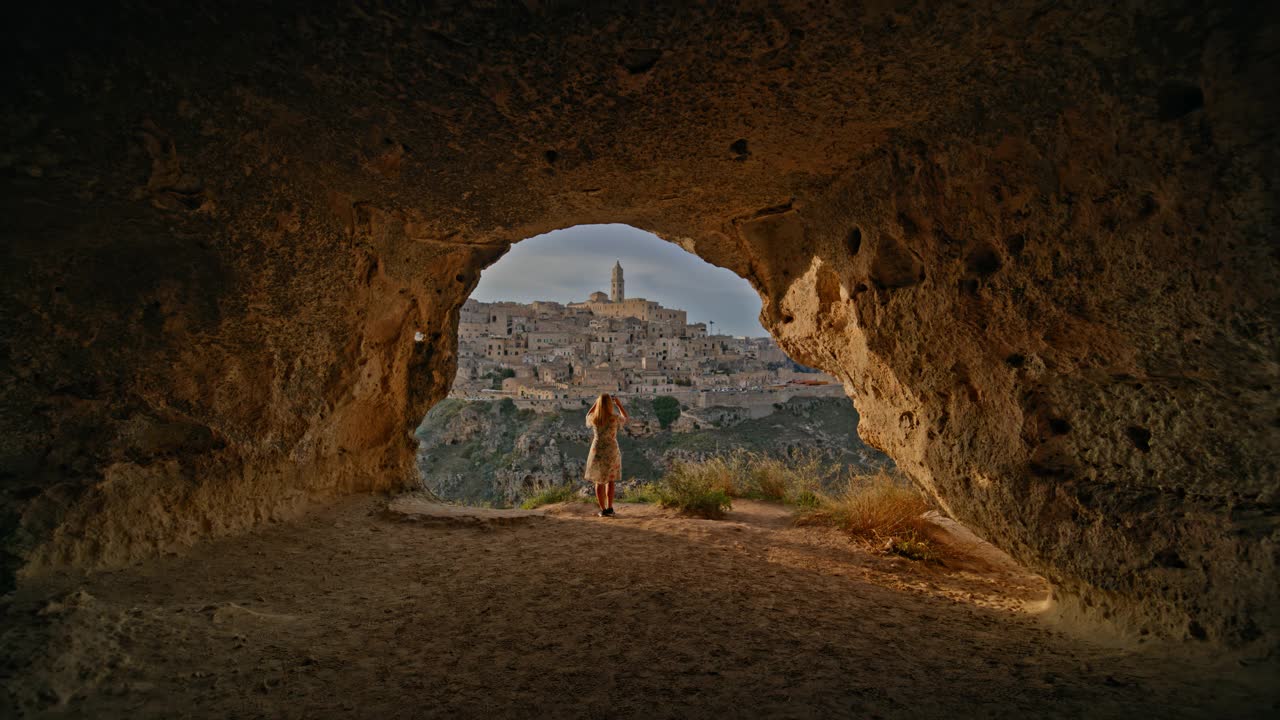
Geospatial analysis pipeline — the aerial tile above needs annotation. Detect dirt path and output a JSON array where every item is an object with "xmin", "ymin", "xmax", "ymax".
[{"xmin": 2, "ymin": 496, "xmax": 1273, "ymax": 718}]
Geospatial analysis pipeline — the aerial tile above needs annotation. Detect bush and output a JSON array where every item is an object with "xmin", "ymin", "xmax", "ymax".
[
  {"xmin": 746, "ymin": 454, "xmax": 800, "ymax": 501},
  {"xmin": 519, "ymin": 484, "xmax": 583, "ymax": 509},
  {"xmin": 794, "ymin": 470, "xmax": 939, "ymax": 559},
  {"xmin": 654, "ymin": 461, "xmax": 733, "ymax": 518},
  {"xmin": 648, "ymin": 449, "xmax": 838, "ymax": 505},
  {"xmin": 628, "ymin": 451, "xmax": 889, "ymax": 522},
  {"xmin": 722, "ymin": 448, "xmax": 833, "ymax": 504},
  {"xmin": 652, "ymin": 395, "xmax": 681, "ymax": 428},
  {"xmin": 790, "ymin": 489, "xmax": 821, "ymax": 510}
]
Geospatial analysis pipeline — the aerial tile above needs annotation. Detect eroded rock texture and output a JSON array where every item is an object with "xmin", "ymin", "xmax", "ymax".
[{"xmin": 2, "ymin": 2, "xmax": 1276, "ymax": 647}]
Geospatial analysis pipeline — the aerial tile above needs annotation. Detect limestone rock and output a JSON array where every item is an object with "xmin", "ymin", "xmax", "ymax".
[{"xmin": 0, "ymin": 2, "xmax": 1276, "ymax": 649}]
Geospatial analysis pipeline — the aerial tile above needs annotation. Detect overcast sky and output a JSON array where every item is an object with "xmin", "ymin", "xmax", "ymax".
[{"xmin": 471, "ymin": 224, "xmax": 768, "ymax": 337}]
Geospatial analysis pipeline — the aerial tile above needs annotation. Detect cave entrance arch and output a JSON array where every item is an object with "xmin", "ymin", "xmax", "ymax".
[
  {"xmin": 4, "ymin": 0, "xmax": 1272, "ymax": 652},
  {"xmin": 414, "ymin": 223, "xmax": 883, "ymax": 508}
]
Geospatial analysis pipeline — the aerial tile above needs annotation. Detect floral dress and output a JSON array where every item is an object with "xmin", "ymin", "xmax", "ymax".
[{"xmin": 584, "ymin": 412, "xmax": 624, "ymax": 485}]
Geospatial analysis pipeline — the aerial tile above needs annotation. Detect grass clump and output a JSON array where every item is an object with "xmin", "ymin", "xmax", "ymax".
[
  {"xmin": 519, "ymin": 485, "xmax": 584, "ymax": 509},
  {"xmin": 619, "ymin": 481, "xmax": 663, "ymax": 504},
  {"xmin": 747, "ymin": 454, "xmax": 793, "ymax": 501},
  {"xmin": 653, "ymin": 461, "xmax": 734, "ymax": 519},
  {"xmin": 655, "ymin": 448, "xmax": 835, "ymax": 504},
  {"xmin": 743, "ymin": 450, "xmax": 832, "ymax": 503},
  {"xmin": 636, "ymin": 449, "xmax": 845, "ymax": 518},
  {"xmin": 795, "ymin": 469, "xmax": 941, "ymax": 561},
  {"xmin": 623, "ymin": 450, "xmax": 894, "ymax": 523}
]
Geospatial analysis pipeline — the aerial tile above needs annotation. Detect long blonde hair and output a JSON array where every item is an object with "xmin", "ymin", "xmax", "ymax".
[{"xmin": 588, "ymin": 392, "xmax": 615, "ymax": 424}]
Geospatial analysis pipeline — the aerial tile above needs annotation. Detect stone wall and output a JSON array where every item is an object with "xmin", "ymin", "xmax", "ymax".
[{"xmin": 2, "ymin": 2, "xmax": 1276, "ymax": 648}]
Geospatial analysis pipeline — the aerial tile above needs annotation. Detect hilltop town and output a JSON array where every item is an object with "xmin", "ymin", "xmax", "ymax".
[{"xmin": 451, "ymin": 262, "xmax": 844, "ymax": 422}]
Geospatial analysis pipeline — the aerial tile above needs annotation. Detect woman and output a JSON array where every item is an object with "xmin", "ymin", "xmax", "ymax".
[{"xmin": 585, "ymin": 392, "xmax": 629, "ymax": 517}]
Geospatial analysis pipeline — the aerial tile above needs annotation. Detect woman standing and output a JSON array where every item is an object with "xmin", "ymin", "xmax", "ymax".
[{"xmin": 585, "ymin": 393, "xmax": 628, "ymax": 517}]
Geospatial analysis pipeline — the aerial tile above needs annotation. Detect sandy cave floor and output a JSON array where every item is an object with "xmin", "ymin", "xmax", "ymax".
[{"xmin": 2, "ymin": 495, "xmax": 1275, "ymax": 719}]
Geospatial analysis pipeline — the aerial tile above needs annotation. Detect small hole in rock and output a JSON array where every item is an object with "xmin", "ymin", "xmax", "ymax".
[
  {"xmin": 1157, "ymin": 81, "xmax": 1204, "ymax": 121},
  {"xmin": 1126, "ymin": 426, "xmax": 1152, "ymax": 453},
  {"xmin": 730, "ymin": 138, "xmax": 749, "ymax": 155},
  {"xmin": 1004, "ymin": 234, "xmax": 1026, "ymax": 257},
  {"xmin": 847, "ymin": 227, "xmax": 862, "ymax": 255},
  {"xmin": 1048, "ymin": 418, "xmax": 1071, "ymax": 435},
  {"xmin": 1138, "ymin": 195, "xmax": 1159, "ymax": 218},
  {"xmin": 619, "ymin": 48, "xmax": 661, "ymax": 74},
  {"xmin": 455, "ymin": 273, "xmax": 466, "ymax": 283},
  {"xmin": 781, "ymin": 312, "xmax": 795, "ymax": 324},
  {"xmin": 1005, "ymin": 353, "xmax": 1026, "ymax": 368},
  {"xmin": 966, "ymin": 247, "xmax": 1002, "ymax": 276},
  {"xmin": 897, "ymin": 212, "xmax": 918, "ymax": 237},
  {"xmin": 544, "ymin": 150, "xmax": 559, "ymax": 164},
  {"xmin": 1153, "ymin": 550, "xmax": 1187, "ymax": 569}
]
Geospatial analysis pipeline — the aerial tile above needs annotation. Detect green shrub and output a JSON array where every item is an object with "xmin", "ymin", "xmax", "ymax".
[
  {"xmin": 519, "ymin": 484, "xmax": 583, "ymax": 509},
  {"xmin": 790, "ymin": 489, "xmax": 821, "ymax": 510},
  {"xmin": 652, "ymin": 395, "xmax": 682, "ymax": 429},
  {"xmin": 655, "ymin": 461, "xmax": 733, "ymax": 518}
]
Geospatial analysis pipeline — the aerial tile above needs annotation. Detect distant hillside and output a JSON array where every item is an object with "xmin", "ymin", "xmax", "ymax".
[{"xmin": 415, "ymin": 396, "xmax": 893, "ymax": 506}]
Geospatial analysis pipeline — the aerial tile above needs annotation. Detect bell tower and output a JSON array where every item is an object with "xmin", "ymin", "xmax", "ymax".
[{"xmin": 611, "ymin": 261, "xmax": 624, "ymax": 302}]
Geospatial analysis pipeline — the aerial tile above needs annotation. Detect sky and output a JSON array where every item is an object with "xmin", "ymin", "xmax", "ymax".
[{"xmin": 471, "ymin": 224, "xmax": 768, "ymax": 337}]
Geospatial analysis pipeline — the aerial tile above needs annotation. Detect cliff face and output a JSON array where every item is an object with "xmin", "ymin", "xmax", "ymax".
[
  {"xmin": 416, "ymin": 398, "xmax": 889, "ymax": 505},
  {"xmin": 2, "ymin": 2, "xmax": 1277, "ymax": 648}
]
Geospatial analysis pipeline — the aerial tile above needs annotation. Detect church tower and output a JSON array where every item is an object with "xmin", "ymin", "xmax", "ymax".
[{"xmin": 611, "ymin": 260, "xmax": 624, "ymax": 302}]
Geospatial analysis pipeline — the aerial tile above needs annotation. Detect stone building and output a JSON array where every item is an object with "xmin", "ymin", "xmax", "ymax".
[{"xmin": 451, "ymin": 263, "xmax": 840, "ymax": 414}]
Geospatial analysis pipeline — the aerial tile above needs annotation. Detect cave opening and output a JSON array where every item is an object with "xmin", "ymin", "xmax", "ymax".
[
  {"xmin": 3, "ymin": 0, "xmax": 1277, "ymax": 714},
  {"xmin": 413, "ymin": 223, "xmax": 893, "ymax": 509}
]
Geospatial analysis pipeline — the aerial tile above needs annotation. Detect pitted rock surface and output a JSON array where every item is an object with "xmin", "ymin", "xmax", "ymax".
[{"xmin": 1, "ymin": 2, "xmax": 1276, "ymax": 649}]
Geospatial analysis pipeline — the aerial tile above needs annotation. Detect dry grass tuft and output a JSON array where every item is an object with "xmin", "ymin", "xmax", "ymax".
[
  {"xmin": 656, "ymin": 461, "xmax": 734, "ymax": 518},
  {"xmin": 795, "ymin": 469, "xmax": 941, "ymax": 560},
  {"xmin": 676, "ymin": 449, "xmax": 834, "ymax": 504},
  {"xmin": 519, "ymin": 485, "xmax": 586, "ymax": 509}
]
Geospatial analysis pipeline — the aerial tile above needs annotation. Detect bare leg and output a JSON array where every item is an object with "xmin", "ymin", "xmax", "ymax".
[
  {"xmin": 606, "ymin": 481, "xmax": 615, "ymax": 510},
  {"xmin": 595, "ymin": 483, "xmax": 607, "ymax": 511}
]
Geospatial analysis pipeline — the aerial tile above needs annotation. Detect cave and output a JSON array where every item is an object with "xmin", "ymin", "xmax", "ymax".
[{"xmin": 2, "ymin": 0, "xmax": 1277, "ymax": 709}]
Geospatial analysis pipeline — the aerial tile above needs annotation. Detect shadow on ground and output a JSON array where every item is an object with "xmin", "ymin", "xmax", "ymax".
[{"xmin": 2, "ymin": 495, "xmax": 1274, "ymax": 718}]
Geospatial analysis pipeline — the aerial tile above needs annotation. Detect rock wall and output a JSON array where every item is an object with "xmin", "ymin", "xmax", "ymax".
[{"xmin": 2, "ymin": 2, "xmax": 1276, "ymax": 647}]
